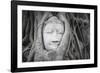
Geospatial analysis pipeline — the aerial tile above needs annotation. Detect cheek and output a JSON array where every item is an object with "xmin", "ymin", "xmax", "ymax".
[
  {"xmin": 56, "ymin": 34, "xmax": 63, "ymax": 40},
  {"xmin": 43, "ymin": 33, "xmax": 51, "ymax": 44}
]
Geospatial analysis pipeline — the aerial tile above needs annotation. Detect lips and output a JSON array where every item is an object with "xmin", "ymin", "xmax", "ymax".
[
  {"xmin": 50, "ymin": 42, "xmax": 59, "ymax": 46},
  {"xmin": 49, "ymin": 41, "xmax": 60, "ymax": 49}
]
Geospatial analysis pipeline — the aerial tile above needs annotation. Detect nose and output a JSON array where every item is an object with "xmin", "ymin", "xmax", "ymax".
[
  {"xmin": 51, "ymin": 30, "xmax": 60, "ymax": 41},
  {"xmin": 52, "ymin": 30, "xmax": 57, "ymax": 37}
]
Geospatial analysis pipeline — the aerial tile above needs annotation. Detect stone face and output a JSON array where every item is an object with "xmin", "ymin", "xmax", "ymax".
[{"xmin": 43, "ymin": 16, "xmax": 64, "ymax": 51}]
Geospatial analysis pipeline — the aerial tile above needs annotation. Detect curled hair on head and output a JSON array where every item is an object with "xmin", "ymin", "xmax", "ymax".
[{"xmin": 44, "ymin": 16, "xmax": 63, "ymax": 25}]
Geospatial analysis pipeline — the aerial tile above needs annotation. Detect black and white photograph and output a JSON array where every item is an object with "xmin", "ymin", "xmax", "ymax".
[
  {"xmin": 11, "ymin": 1, "xmax": 97, "ymax": 72},
  {"xmin": 22, "ymin": 11, "xmax": 90, "ymax": 62}
]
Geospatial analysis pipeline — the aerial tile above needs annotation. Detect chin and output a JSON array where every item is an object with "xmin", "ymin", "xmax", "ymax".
[{"xmin": 47, "ymin": 48, "xmax": 57, "ymax": 51}]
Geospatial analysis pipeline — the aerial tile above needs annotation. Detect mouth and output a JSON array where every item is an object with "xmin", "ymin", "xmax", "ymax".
[
  {"xmin": 49, "ymin": 41, "xmax": 60, "ymax": 48},
  {"xmin": 51, "ymin": 41, "xmax": 60, "ymax": 45}
]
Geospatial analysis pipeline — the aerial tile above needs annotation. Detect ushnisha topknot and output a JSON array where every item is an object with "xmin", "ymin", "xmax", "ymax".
[{"xmin": 44, "ymin": 16, "xmax": 63, "ymax": 25}]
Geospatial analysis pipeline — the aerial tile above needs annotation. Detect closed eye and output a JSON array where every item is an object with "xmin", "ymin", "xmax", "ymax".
[
  {"xmin": 56, "ymin": 30, "xmax": 64, "ymax": 34},
  {"xmin": 57, "ymin": 32, "xmax": 64, "ymax": 34}
]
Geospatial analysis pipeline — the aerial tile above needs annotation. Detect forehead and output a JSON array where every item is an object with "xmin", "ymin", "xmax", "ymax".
[
  {"xmin": 44, "ymin": 16, "xmax": 64, "ymax": 31},
  {"xmin": 44, "ymin": 23, "xmax": 64, "ymax": 30}
]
